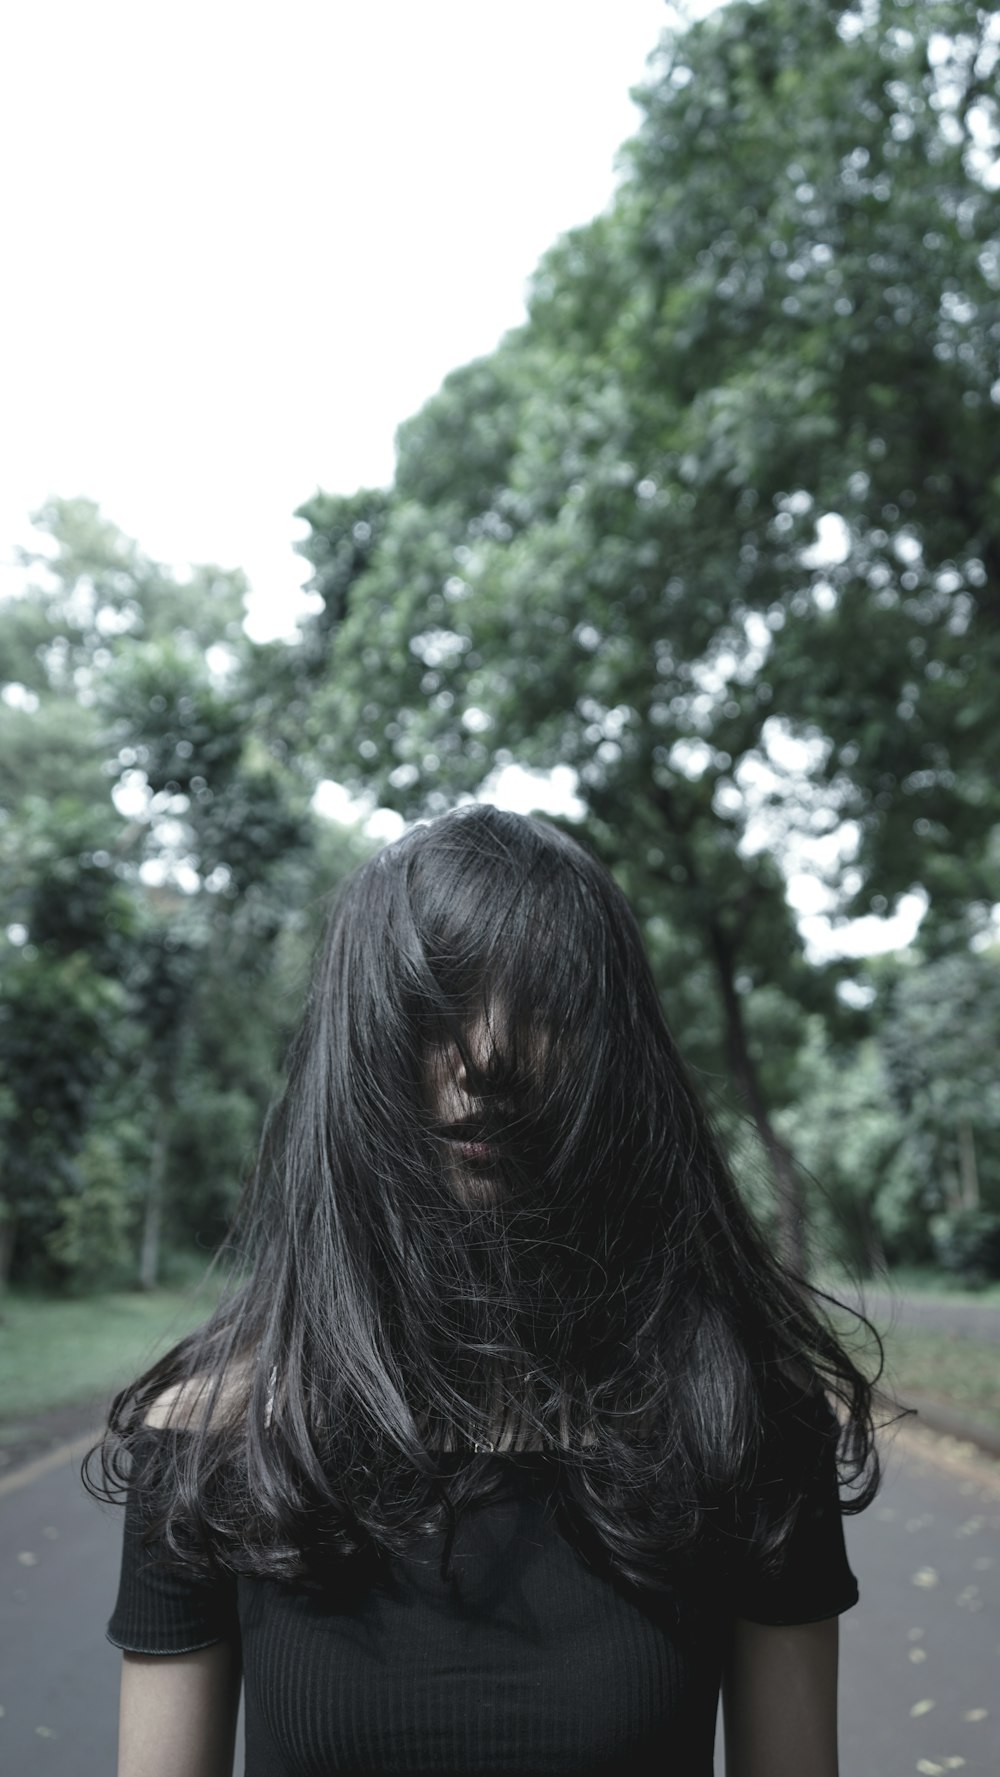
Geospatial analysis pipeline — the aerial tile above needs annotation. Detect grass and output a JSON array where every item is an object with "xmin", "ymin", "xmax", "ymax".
[
  {"xmin": 871, "ymin": 1327, "xmax": 1000, "ymax": 1438},
  {"xmin": 813, "ymin": 1262, "xmax": 1000, "ymax": 1307},
  {"xmin": 818, "ymin": 1274, "xmax": 1000, "ymax": 1440},
  {"xmin": 0, "ymin": 1254, "xmax": 230, "ymax": 1438}
]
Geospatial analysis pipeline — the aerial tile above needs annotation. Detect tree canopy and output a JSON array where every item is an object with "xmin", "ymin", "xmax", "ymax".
[
  {"xmin": 292, "ymin": 0, "xmax": 1000, "ymax": 1273},
  {"xmin": 0, "ymin": 499, "xmax": 373, "ymax": 1291},
  {"xmin": 3, "ymin": 0, "xmax": 998, "ymax": 1291}
]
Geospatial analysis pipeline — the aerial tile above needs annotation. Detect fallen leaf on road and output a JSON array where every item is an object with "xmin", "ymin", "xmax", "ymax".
[
  {"xmin": 17, "ymin": 1551, "xmax": 37, "ymax": 1566},
  {"xmin": 911, "ymin": 1699, "xmax": 936, "ymax": 1717},
  {"xmin": 962, "ymin": 1708, "xmax": 987, "ymax": 1721},
  {"xmin": 909, "ymin": 1648, "xmax": 927, "ymax": 1662},
  {"xmin": 912, "ymin": 1567, "xmax": 939, "ymax": 1587}
]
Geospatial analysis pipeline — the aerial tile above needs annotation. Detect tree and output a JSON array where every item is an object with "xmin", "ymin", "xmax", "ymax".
[
  {"xmin": 0, "ymin": 498, "xmax": 358, "ymax": 1288},
  {"xmin": 772, "ymin": 1017, "xmax": 903, "ymax": 1277},
  {"xmin": 878, "ymin": 948, "xmax": 1000, "ymax": 1220},
  {"xmin": 0, "ymin": 798, "xmax": 135, "ymax": 1289},
  {"xmin": 291, "ymin": 0, "xmax": 1000, "ymax": 1276}
]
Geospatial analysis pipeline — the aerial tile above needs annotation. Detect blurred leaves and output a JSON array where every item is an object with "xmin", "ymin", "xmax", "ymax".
[
  {"xmin": 0, "ymin": 497, "xmax": 373, "ymax": 1291},
  {"xmin": 2, "ymin": 0, "xmax": 1000, "ymax": 1289},
  {"xmin": 287, "ymin": 0, "xmax": 1000, "ymax": 1270}
]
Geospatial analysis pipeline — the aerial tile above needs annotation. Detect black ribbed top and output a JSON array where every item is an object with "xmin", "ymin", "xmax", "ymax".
[{"xmin": 107, "ymin": 1423, "xmax": 859, "ymax": 1776}]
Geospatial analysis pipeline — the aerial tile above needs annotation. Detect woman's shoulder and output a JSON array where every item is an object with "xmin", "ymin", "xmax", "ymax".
[
  {"xmin": 142, "ymin": 1362, "xmax": 252, "ymax": 1432},
  {"xmin": 141, "ymin": 1379, "xmax": 211, "ymax": 1431}
]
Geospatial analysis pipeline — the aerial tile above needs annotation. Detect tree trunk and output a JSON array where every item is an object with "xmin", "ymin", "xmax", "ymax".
[
  {"xmin": 139, "ymin": 1091, "xmax": 170, "ymax": 1291},
  {"xmin": 957, "ymin": 1116, "xmax": 980, "ymax": 1212},
  {"xmin": 704, "ymin": 914, "xmax": 810, "ymax": 1280},
  {"xmin": 853, "ymin": 1191, "xmax": 888, "ymax": 1280},
  {"xmin": 0, "ymin": 1203, "xmax": 16, "ymax": 1300},
  {"xmin": 646, "ymin": 779, "xmax": 811, "ymax": 1279},
  {"xmin": 864, "ymin": 1195, "xmax": 888, "ymax": 1277}
]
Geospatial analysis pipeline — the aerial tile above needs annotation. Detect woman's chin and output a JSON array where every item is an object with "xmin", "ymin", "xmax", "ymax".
[{"xmin": 448, "ymin": 1163, "xmax": 505, "ymax": 1205}]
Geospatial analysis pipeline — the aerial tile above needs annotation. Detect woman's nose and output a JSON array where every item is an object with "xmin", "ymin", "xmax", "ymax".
[
  {"xmin": 446, "ymin": 1016, "xmax": 494, "ymax": 1101},
  {"xmin": 453, "ymin": 1046, "xmax": 473, "ymax": 1098}
]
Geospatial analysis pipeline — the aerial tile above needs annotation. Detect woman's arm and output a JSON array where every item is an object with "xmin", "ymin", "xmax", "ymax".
[
  {"xmin": 117, "ymin": 1640, "xmax": 242, "ymax": 1777},
  {"xmin": 721, "ymin": 1614, "xmax": 840, "ymax": 1777}
]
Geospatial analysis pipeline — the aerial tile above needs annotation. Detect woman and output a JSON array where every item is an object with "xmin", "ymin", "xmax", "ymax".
[{"xmin": 86, "ymin": 803, "xmax": 889, "ymax": 1777}]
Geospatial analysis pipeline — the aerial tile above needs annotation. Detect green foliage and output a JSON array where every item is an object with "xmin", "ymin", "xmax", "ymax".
[
  {"xmin": 0, "ymin": 797, "xmax": 134, "ymax": 1286},
  {"xmin": 293, "ymin": 487, "xmax": 396, "ymax": 645},
  {"xmin": 43, "ymin": 1130, "xmax": 138, "ymax": 1291},
  {"xmin": 613, "ymin": 0, "xmax": 1000, "ymax": 956},
  {"xmin": 773, "ymin": 1020, "xmax": 904, "ymax": 1273},
  {"xmin": 774, "ymin": 950, "xmax": 1000, "ymax": 1274},
  {"xmin": 5, "ymin": 1, "xmax": 1000, "ymax": 1296},
  {"xmin": 289, "ymin": 0, "xmax": 1000, "ymax": 1270},
  {"xmin": 100, "ymin": 634, "xmax": 247, "ymax": 798},
  {"xmin": 0, "ymin": 697, "xmax": 109, "ymax": 809},
  {"xmin": 878, "ymin": 950, "xmax": 1000, "ymax": 1215},
  {"xmin": 0, "ymin": 498, "xmax": 377, "ymax": 1291},
  {"xmin": 295, "ymin": 0, "xmax": 1000, "ymax": 955},
  {"xmin": 1, "ymin": 794, "xmax": 137, "ymax": 967},
  {"xmin": 6, "ymin": 494, "xmax": 247, "ymax": 686},
  {"xmin": 928, "ymin": 1208, "xmax": 1000, "ymax": 1286}
]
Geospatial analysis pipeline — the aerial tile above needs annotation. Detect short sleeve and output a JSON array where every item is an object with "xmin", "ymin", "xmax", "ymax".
[
  {"xmin": 727, "ymin": 1390, "xmax": 860, "ymax": 1627},
  {"xmin": 106, "ymin": 1430, "xmax": 240, "ymax": 1655}
]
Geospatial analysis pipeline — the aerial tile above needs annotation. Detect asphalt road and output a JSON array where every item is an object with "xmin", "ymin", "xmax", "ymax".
[
  {"xmin": 1, "ymin": 1420, "xmax": 997, "ymax": 1776},
  {"xmin": 720, "ymin": 1426, "xmax": 1000, "ymax": 1776},
  {"xmin": 829, "ymin": 1285, "xmax": 1000, "ymax": 1347}
]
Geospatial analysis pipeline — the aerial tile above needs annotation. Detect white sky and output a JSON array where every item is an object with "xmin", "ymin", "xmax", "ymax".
[
  {"xmin": 0, "ymin": 0, "xmax": 937, "ymax": 964},
  {"xmin": 0, "ymin": 0, "xmax": 675, "ymax": 633}
]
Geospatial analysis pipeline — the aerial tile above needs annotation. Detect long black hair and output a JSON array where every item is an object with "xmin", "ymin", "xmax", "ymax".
[{"xmin": 84, "ymin": 804, "xmax": 891, "ymax": 1601}]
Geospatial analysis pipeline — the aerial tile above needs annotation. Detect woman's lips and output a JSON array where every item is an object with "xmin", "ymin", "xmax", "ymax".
[
  {"xmin": 455, "ymin": 1140, "xmax": 493, "ymax": 1162},
  {"xmin": 442, "ymin": 1130, "xmax": 495, "ymax": 1163}
]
